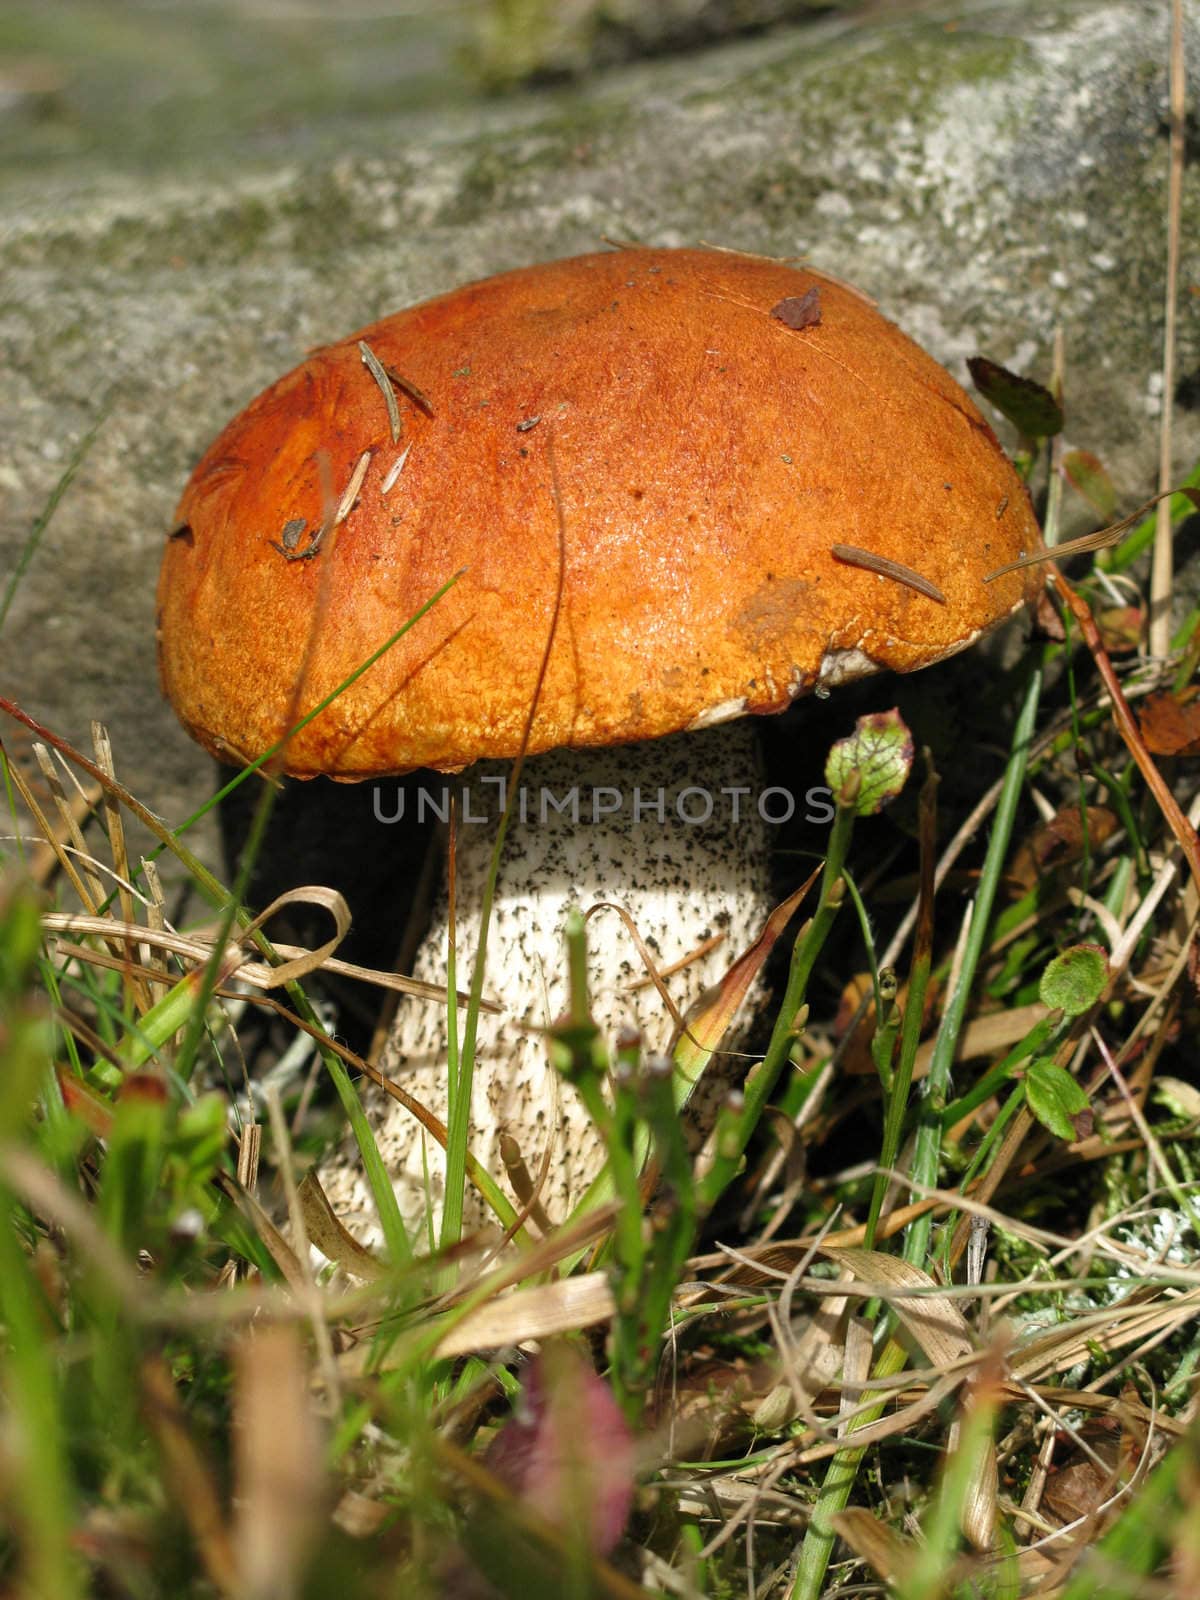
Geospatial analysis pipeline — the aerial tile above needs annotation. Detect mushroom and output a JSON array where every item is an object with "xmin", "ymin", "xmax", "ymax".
[{"xmin": 157, "ymin": 245, "xmax": 1042, "ymax": 1242}]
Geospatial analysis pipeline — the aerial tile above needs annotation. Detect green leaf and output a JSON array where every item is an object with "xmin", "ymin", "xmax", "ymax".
[
  {"xmin": 96, "ymin": 1082, "xmax": 169, "ymax": 1252},
  {"xmin": 167, "ymin": 1091, "xmax": 228, "ymax": 1200},
  {"xmin": 1153, "ymin": 1075, "xmax": 1200, "ymax": 1122},
  {"xmin": 968, "ymin": 356, "xmax": 1064, "ymax": 438},
  {"xmin": 1038, "ymin": 944, "xmax": 1108, "ymax": 1016},
  {"xmin": 1025, "ymin": 1058, "xmax": 1090, "ymax": 1142},
  {"xmin": 1062, "ymin": 449, "xmax": 1117, "ymax": 520},
  {"xmin": 824, "ymin": 709, "xmax": 913, "ymax": 815}
]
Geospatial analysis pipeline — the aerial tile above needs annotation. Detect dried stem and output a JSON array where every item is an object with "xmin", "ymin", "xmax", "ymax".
[{"xmin": 1150, "ymin": 0, "xmax": 1186, "ymax": 656}]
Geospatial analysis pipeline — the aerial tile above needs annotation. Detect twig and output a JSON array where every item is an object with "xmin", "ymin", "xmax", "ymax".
[
  {"xmin": 1051, "ymin": 566, "xmax": 1200, "ymax": 895},
  {"xmin": 1150, "ymin": 0, "xmax": 1187, "ymax": 655}
]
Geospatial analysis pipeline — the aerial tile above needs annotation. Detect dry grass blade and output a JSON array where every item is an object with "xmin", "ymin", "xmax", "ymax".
[
  {"xmin": 358, "ymin": 339, "xmax": 402, "ymax": 442},
  {"xmin": 1151, "ymin": 0, "xmax": 1187, "ymax": 655},
  {"xmin": 237, "ymin": 1118, "xmax": 262, "ymax": 1192},
  {"xmin": 239, "ymin": 884, "xmax": 354, "ymax": 985},
  {"xmin": 1011, "ymin": 1287, "xmax": 1200, "ymax": 1384},
  {"xmin": 2, "ymin": 737, "xmax": 101, "ymax": 913},
  {"xmin": 584, "ymin": 897, "xmax": 688, "ymax": 1033},
  {"xmin": 433, "ymin": 1270, "xmax": 620, "ymax": 1357},
  {"xmin": 819, "ymin": 1247, "xmax": 973, "ymax": 1368},
  {"xmin": 298, "ymin": 1170, "xmax": 387, "ymax": 1281},
  {"xmin": 1051, "ymin": 566, "xmax": 1200, "ymax": 894},
  {"xmin": 139, "ymin": 854, "xmax": 169, "ymax": 998},
  {"xmin": 984, "ymin": 487, "xmax": 1200, "ymax": 581},
  {"xmin": 91, "ymin": 721, "xmax": 152, "ymax": 1016},
  {"xmin": 264, "ymin": 1085, "xmax": 342, "ymax": 1412},
  {"xmin": 232, "ymin": 1323, "xmax": 324, "ymax": 1600},
  {"xmin": 42, "ymin": 905, "xmax": 500, "ymax": 1008},
  {"xmin": 32, "ymin": 743, "xmax": 103, "ymax": 901},
  {"xmin": 211, "ymin": 1169, "xmax": 309, "ymax": 1292},
  {"xmin": 828, "ymin": 1506, "xmax": 912, "ymax": 1584}
]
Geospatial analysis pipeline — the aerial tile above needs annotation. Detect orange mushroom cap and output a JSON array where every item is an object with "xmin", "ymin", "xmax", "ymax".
[{"xmin": 157, "ymin": 246, "xmax": 1042, "ymax": 777}]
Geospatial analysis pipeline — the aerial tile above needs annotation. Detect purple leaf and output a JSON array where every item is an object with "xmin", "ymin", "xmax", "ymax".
[{"xmin": 485, "ymin": 1348, "xmax": 635, "ymax": 1556}]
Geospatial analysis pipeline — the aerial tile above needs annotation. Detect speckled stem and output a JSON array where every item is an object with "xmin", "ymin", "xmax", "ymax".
[{"xmin": 320, "ymin": 720, "xmax": 776, "ymax": 1246}]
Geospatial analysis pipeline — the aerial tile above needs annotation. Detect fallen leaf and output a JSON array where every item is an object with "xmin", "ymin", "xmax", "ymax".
[
  {"xmin": 818, "ymin": 1248, "xmax": 973, "ymax": 1369},
  {"xmin": 771, "ymin": 287, "xmax": 821, "ymax": 329},
  {"xmin": 828, "ymin": 1507, "xmax": 912, "ymax": 1583},
  {"xmin": 1010, "ymin": 806, "xmax": 1119, "ymax": 893},
  {"xmin": 1138, "ymin": 690, "xmax": 1200, "ymax": 756},
  {"xmin": 1094, "ymin": 603, "xmax": 1144, "ymax": 653},
  {"xmin": 299, "ymin": 1170, "xmax": 386, "ymax": 1280},
  {"xmin": 1042, "ymin": 1418, "xmax": 1129, "ymax": 1530},
  {"xmin": 485, "ymin": 1345, "xmax": 635, "ymax": 1556}
]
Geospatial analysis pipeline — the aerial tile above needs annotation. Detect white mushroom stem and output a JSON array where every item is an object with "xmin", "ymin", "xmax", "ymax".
[{"xmin": 321, "ymin": 720, "xmax": 776, "ymax": 1246}]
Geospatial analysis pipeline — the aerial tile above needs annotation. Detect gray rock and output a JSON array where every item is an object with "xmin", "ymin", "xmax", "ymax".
[
  {"xmin": 465, "ymin": 0, "xmax": 839, "ymax": 88},
  {"xmin": 1, "ymin": 0, "xmax": 1196, "ymax": 878}
]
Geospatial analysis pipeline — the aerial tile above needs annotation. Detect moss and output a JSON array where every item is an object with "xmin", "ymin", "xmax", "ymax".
[
  {"xmin": 443, "ymin": 100, "xmax": 626, "ymax": 225},
  {"xmin": 737, "ymin": 22, "xmax": 1028, "ymax": 133},
  {"xmin": 465, "ymin": 0, "xmax": 851, "ymax": 91}
]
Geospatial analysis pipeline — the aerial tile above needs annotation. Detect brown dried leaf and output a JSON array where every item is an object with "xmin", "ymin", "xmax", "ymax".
[
  {"xmin": 1094, "ymin": 603, "xmax": 1144, "ymax": 654},
  {"xmin": 1042, "ymin": 1451, "xmax": 1117, "ymax": 1528},
  {"xmin": 298, "ymin": 1171, "xmax": 387, "ymax": 1279},
  {"xmin": 771, "ymin": 287, "xmax": 821, "ymax": 329},
  {"xmin": 819, "ymin": 1248, "xmax": 973, "ymax": 1369},
  {"xmin": 1138, "ymin": 690, "xmax": 1200, "ymax": 756},
  {"xmin": 1010, "ymin": 805, "xmax": 1119, "ymax": 893},
  {"xmin": 1070, "ymin": 1105, "xmax": 1095, "ymax": 1141},
  {"xmin": 828, "ymin": 1507, "xmax": 912, "ymax": 1583},
  {"xmin": 1041, "ymin": 1410, "xmax": 1139, "ymax": 1533}
]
